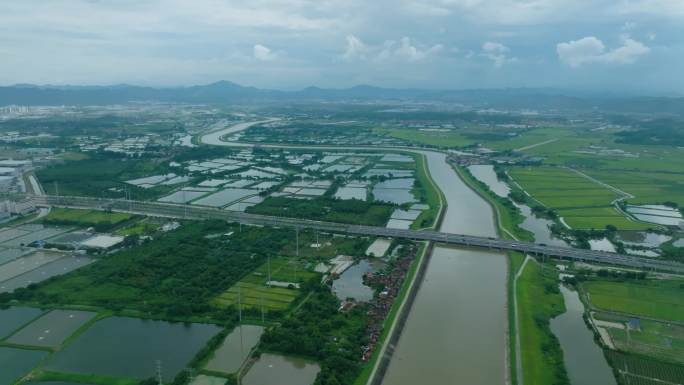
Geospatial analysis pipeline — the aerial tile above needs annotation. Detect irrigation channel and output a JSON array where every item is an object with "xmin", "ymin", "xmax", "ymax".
[{"xmin": 201, "ymin": 120, "xmax": 508, "ymax": 385}]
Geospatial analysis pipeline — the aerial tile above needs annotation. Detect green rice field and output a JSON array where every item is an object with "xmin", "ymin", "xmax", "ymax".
[
  {"xmin": 43, "ymin": 208, "xmax": 133, "ymax": 227},
  {"xmin": 606, "ymin": 350, "xmax": 684, "ymax": 385},
  {"xmin": 581, "ymin": 169, "xmax": 684, "ymax": 208},
  {"xmin": 509, "ymin": 166, "xmax": 650, "ymax": 230},
  {"xmin": 583, "ymin": 280, "xmax": 684, "ymax": 322},
  {"xmin": 214, "ymin": 257, "xmax": 318, "ymax": 311},
  {"xmin": 607, "ymin": 318, "xmax": 684, "ymax": 365}
]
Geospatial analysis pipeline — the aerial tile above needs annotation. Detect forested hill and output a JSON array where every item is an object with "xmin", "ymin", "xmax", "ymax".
[{"xmin": 1, "ymin": 82, "xmax": 683, "ymax": 115}]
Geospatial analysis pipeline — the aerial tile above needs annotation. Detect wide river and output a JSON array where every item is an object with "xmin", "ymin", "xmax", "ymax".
[{"xmin": 201, "ymin": 121, "xmax": 508, "ymax": 385}]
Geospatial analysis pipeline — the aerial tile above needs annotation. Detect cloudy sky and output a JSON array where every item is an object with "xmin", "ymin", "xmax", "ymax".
[{"xmin": 1, "ymin": 0, "xmax": 682, "ymax": 93}]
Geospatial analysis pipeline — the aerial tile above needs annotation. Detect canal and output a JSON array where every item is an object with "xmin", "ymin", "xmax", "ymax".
[{"xmin": 202, "ymin": 122, "xmax": 509, "ymax": 385}]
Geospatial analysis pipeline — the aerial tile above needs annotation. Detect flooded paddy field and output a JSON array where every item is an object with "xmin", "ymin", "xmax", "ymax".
[
  {"xmin": 6, "ymin": 309, "xmax": 96, "ymax": 348},
  {"xmin": 242, "ymin": 353, "xmax": 320, "ymax": 385},
  {"xmin": 0, "ymin": 347, "xmax": 49, "ymax": 385},
  {"xmin": 0, "ymin": 306, "xmax": 43, "ymax": 338},
  {"xmin": 204, "ymin": 325, "xmax": 264, "ymax": 374},
  {"xmin": 44, "ymin": 316, "xmax": 221, "ymax": 381},
  {"xmin": 617, "ymin": 231, "xmax": 672, "ymax": 247}
]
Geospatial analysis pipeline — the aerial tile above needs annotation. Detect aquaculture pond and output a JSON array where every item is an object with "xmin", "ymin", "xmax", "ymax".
[
  {"xmin": 0, "ymin": 347, "xmax": 49, "ymax": 385},
  {"xmin": 0, "ymin": 255, "xmax": 93, "ymax": 294},
  {"xmin": 7, "ymin": 310, "xmax": 96, "ymax": 347},
  {"xmin": 0, "ymin": 306, "xmax": 43, "ymax": 338},
  {"xmin": 205, "ymin": 325, "xmax": 264, "ymax": 374},
  {"xmin": 44, "ymin": 317, "xmax": 221, "ymax": 381},
  {"xmin": 242, "ymin": 353, "xmax": 320, "ymax": 385}
]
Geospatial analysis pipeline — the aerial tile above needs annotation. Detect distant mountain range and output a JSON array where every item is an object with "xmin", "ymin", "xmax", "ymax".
[{"xmin": 1, "ymin": 81, "xmax": 683, "ymax": 115}]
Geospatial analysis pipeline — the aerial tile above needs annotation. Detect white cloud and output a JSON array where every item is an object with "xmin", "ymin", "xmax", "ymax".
[
  {"xmin": 481, "ymin": 41, "xmax": 513, "ymax": 67},
  {"xmin": 381, "ymin": 37, "xmax": 443, "ymax": 61},
  {"xmin": 343, "ymin": 35, "xmax": 368, "ymax": 60},
  {"xmin": 557, "ymin": 36, "xmax": 650, "ymax": 67},
  {"xmin": 253, "ymin": 44, "xmax": 276, "ymax": 61},
  {"xmin": 400, "ymin": 1, "xmax": 451, "ymax": 16}
]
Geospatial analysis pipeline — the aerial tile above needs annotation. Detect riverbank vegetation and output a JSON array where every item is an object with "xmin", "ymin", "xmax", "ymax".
[
  {"xmin": 517, "ymin": 260, "xmax": 569, "ymax": 385},
  {"xmin": 457, "ymin": 165, "xmax": 534, "ymax": 241},
  {"xmin": 411, "ymin": 153, "xmax": 442, "ymax": 229}
]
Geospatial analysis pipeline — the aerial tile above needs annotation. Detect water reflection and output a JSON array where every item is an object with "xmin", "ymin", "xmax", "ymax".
[{"xmin": 550, "ymin": 286, "xmax": 616, "ymax": 385}]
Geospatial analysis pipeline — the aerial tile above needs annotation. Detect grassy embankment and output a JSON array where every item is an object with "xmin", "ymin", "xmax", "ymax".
[
  {"xmin": 517, "ymin": 261, "xmax": 569, "ymax": 385},
  {"xmin": 411, "ymin": 152, "xmax": 444, "ymax": 230},
  {"xmin": 456, "ymin": 165, "xmax": 533, "ymax": 242}
]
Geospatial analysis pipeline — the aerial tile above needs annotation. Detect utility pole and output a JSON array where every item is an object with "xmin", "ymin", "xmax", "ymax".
[
  {"xmin": 296, "ymin": 227, "xmax": 299, "ymax": 257},
  {"xmin": 238, "ymin": 287, "xmax": 244, "ymax": 357},
  {"xmin": 267, "ymin": 256, "xmax": 271, "ymax": 286},
  {"xmin": 54, "ymin": 181, "xmax": 59, "ymax": 196},
  {"xmin": 261, "ymin": 294, "xmax": 265, "ymax": 323},
  {"xmin": 156, "ymin": 360, "xmax": 163, "ymax": 385}
]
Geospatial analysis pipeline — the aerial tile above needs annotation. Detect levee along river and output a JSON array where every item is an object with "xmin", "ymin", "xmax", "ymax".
[{"xmin": 202, "ymin": 121, "xmax": 509, "ymax": 385}]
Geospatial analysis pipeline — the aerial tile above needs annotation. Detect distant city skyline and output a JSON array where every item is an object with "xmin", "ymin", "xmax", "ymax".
[{"xmin": 1, "ymin": 1, "xmax": 683, "ymax": 93}]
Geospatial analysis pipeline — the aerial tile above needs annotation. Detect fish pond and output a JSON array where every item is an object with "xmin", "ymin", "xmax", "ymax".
[
  {"xmin": 204, "ymin": 325, "xmax": 264, "ymax": 374},
  {"xmin": 7, "ymin": 309, "xmax": 96, "ymax": 348},
  {"xmin": 242, "ymin": 353, "xmax": 320, "ymax": 385},
  {"xmin": 44, "ymin": 316, "xmax": 221, "ymax": 381},
  {"xmin": 0, "ymin": 306, "xmax": 43, "ymax": 338},
  {"xmin": 0, "ymin": 347, "xmax": 49, "ymax": 385}
]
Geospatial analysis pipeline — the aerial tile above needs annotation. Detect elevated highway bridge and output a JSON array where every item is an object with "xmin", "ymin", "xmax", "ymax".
[{"xmin": 30, "ymin": 194, "xmax": 684, "ymax": 273}]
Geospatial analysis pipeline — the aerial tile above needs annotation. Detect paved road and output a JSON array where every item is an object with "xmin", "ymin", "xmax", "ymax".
[{"xmin": 31, "ymin": 194, "xmax": 684, "ymax": 273}]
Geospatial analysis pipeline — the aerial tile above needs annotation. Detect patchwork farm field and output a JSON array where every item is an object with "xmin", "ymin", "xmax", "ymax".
[
  {"xmin": 509, "ymin": 167, "xmax": 650, "ymax": 230},
  {"xmin": 374, "ymin": 128, "xmax": 475, "ymax": 148},
  {"xmin": 214, "ymin": 257, "xmax": 318, "ymax": 311},
  {"xmin": 581, "ymin": 169, "xmax": 684, "ymax": 208},
  {"xmin": 607, "ymin": 318, "xmax": 684, "ymax": 365},
  {"xmin": 582, "ymin": 280, "xmax": 684, "ymax": 322},
  {"xmin": 606, "ymin": 351, "xmax": 684, "ymax": 385}
]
